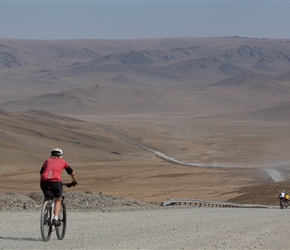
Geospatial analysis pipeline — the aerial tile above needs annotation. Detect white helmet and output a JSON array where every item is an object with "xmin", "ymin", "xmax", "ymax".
[{"xmin": 51, "ymin": 148, "xmax": 63, "ymax": 157}]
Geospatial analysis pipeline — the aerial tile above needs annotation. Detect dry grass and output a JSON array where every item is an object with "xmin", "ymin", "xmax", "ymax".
[{"xmin": 1, "ymin": 111, "xmax": 289, "ymax": 204}]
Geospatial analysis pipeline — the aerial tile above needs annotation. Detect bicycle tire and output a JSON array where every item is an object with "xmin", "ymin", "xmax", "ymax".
[
  {"xmin": 40, "ymin": 200, "xmax": 53, "ymax": 242},
  {"xmin": 55, "ymin": 201, "xmax": 67, "ymax": 240},
  {"xmin": 280, "ymin": 199, "xmax": 285, "ymax": 209}
]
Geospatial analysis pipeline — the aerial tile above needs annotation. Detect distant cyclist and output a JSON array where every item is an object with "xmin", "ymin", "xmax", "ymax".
[
  {"xmin": 40, "ymin": 148, "xmax": 77, "ymax": 226},
  {"xmin": 278, "ymin": 190, "xmax": 286, "ymax": 209},
  {"xmin": 278, "ymin": 190, "xmax": 286, "ymax": 199}
]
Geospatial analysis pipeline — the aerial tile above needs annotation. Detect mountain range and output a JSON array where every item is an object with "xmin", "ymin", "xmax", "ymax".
[
  {"xmin": 1, "ymin": 37, "xmax": 290, "ymax": 201},
  {"xmin": 1, "ymin": 37, "xmax": 290, "ymax": 117}
]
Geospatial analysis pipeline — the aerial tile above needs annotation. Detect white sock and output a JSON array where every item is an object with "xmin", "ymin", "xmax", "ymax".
[{"xmin": 54, "ymin": 215, "xmax": 59, "ymax": 220}]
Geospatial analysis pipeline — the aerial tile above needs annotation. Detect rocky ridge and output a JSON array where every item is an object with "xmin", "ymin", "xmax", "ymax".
[
  {"xmin": 1, "ymin": 180, "xmax": 289, "ymax": 212},
  {"xmin": 0, "ymin": 192, "xmax": 159, "ymax": 212}
]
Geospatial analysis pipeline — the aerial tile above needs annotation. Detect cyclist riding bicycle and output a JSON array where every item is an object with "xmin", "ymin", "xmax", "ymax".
[
  {"xmin": 278, "ymin": 190, "xmax": 286, "ymax": 208},
  {"xmin": 40, "ymin": 148, "xmax": 77, "ymax": 226},
  {"xmin": 278, "ymin": 190, "xmax": 286, "ymax": 199}
]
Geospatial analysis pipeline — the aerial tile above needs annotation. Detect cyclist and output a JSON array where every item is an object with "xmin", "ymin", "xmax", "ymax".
[
  {"xmin": 278, "ymin": 190, "xmax": 286, "ymax": 208},
  {"xmin": 40, "ymin": 148, "xmax": 77, "ymax": 226},
  {"xmin": 278, "ymin": 190, "xmax": 286, "ymax": 199}
]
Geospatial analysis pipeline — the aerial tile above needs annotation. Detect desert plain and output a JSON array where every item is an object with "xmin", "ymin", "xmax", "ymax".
[{"xmin": 1, "ymin": 37, "xmax": 290, "ymax": 204}]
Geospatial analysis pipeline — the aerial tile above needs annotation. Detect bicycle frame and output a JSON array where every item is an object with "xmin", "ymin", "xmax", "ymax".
[{"xmin": 40, "ymin": 182, "xmax": 73, "ymax": 242}]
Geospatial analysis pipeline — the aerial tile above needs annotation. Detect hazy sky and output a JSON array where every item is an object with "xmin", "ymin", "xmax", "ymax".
[{"xmin": 1, "ymin": 0, "xmax": 290, "ymax": 40}]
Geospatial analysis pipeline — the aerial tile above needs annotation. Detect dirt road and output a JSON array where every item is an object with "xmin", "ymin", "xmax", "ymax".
[
  {"xmin": 1, "ymin": 207, "xmax": 289, "ymax": 249},
  {"xmin": 98, "ymin": 124, "xmax": 286, "ymax": 183}
]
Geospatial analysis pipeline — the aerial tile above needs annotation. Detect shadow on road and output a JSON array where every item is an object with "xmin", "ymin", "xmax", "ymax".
[{"xmin": 0, "ymin": 236, "xmax": 42, "ymax": 242}]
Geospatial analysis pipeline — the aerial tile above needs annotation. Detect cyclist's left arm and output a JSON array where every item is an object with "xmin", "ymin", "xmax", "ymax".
[{"xmin": 65, "ymin": 166, "xmax": 77, "ymax": 184}]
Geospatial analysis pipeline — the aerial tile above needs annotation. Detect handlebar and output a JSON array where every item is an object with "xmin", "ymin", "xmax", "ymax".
[{"xmin": 62, "ymin": 181, "xmax": 78, "ymax": 188}]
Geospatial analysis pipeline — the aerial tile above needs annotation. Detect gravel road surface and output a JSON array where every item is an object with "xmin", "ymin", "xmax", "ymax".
[{"xmin": 1, "ymin": 207, "xmax": 289, "ymax": 249}]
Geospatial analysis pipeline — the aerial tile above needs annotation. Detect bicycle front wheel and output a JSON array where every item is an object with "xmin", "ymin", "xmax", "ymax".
[
  {"xmin": 55, "ymin": 201, "xmax": 67, "ymax": 240},
  {"xmin": 40, "ymin": 200, "xmax": 53, "ymax": 242}
]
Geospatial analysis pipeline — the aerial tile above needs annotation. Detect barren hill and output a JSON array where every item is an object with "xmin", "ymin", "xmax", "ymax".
[
  {"xmin": 0, "ymin": 109, "xmax": 134, "ymax": 164},
  {"xmin": 1, "ymin": 37, "xmax": 290, "ymax": 116},
  {"xmin": 0, "ymin": 85, "xmax": 187, "ymax": 115}
]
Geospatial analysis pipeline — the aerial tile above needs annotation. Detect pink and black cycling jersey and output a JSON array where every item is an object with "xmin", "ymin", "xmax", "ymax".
[{"xmin": 40, "ymin": 158, "xmax": 71, "ymax": 182}]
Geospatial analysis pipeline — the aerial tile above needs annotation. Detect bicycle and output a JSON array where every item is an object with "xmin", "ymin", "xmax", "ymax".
[
  {"xmin": 279, "ymin": 197, "xmax": 285, "ymax": 209},
  {"xmin": 40, "ymin": 182, "xmax": 76, "ymax": 242}
]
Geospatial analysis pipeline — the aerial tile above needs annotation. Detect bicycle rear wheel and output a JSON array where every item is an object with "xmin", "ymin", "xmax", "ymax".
[
  {"xmin": 55, "ymin": 201, "xmax": 67, "ymax": 240},
  {"xmin": 40, "ymin": 200, "xmax": 53, "ymax": 242}
]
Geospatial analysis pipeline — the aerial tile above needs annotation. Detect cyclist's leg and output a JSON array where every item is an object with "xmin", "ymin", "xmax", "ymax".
[
  {"xmin": 54, "ymin": 197, "xmax": 61, "ymax": 217},
  {"xmin": 40, "ymin": 181, "xmax": 54, "ymax": 201},
  {"xmin": 50, "ymin": 182, "xmax": 63, "ymax": 225}
]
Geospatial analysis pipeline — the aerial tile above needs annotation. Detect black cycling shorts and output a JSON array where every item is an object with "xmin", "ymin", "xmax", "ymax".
[{"xmin": 40, "ymin": 181, "xmax": 63, "ymax": 199}]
